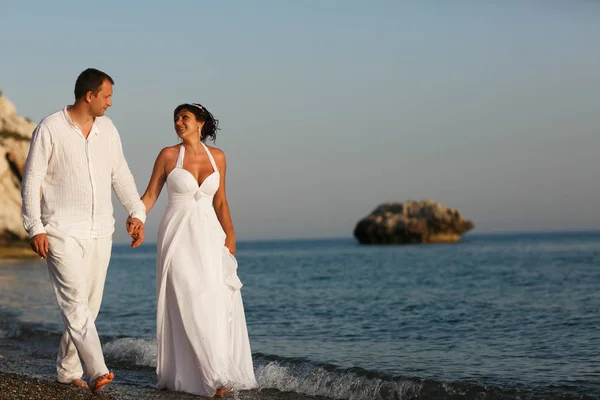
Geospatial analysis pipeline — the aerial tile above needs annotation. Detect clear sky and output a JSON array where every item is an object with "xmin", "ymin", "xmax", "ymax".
[{"xmin": 1, "ymin": 1, "xmax": 599, "ymax": 243}]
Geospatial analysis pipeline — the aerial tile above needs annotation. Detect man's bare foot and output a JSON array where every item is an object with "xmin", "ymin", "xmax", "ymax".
[
  {"xmin": 58, "ymin": 378, "xmax": 88, "ymax": 389},
  {"xmin": 215, "ymin": 387, "xmax": 232, "ymax": 397},
  {"xmin": 70, "ymin": 378, "xmax": 89, "ymax": 389},
  {"xmin": 91, "ymin": 372, "xmax": 114, "ymax": 393}
]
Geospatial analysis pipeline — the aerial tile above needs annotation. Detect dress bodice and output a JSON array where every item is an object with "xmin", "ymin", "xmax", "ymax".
[{"xmin": 166, "ymin": 143, "xmax": 220, "ymax": 203}]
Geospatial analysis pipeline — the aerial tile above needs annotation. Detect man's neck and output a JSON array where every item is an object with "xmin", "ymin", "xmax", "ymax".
[{"xmin": 67, "ymin": 102, "xmax": 95, "ymax": 127}]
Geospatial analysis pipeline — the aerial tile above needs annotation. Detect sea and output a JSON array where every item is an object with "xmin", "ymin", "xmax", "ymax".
[{"xmin": 0, "ymin": 232, "xmax": 599, "ymax": 399}]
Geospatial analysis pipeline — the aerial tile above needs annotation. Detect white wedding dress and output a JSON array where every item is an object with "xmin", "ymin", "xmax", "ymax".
[{"xmin": 155, "ymin": 143, "xmax": 257, "ymax": 396}]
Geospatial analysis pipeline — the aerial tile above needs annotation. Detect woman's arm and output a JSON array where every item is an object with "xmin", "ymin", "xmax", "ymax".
[
  {"xmin": 141, "ymin": 147, "xmax": 171, "ymax": 215},
  {"xmin": 212, "ymin": 148, "xmax": 236, "ymax": 254},
  {"xmin": 127, "ymin": 147, "xmax": 173, "ymax": 247}
]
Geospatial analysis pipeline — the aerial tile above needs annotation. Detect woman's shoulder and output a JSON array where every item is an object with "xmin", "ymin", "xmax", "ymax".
[
  {"xmin": 205, "ymin": 144, "xmax": 226, "ymax": 170},
  {"xmin": 205, "ymin": 144, "xmax": 225, "ymax": 160},
  {"xmin": 156, "ymin": 145, "xmax": 180, "ymax": 162}
]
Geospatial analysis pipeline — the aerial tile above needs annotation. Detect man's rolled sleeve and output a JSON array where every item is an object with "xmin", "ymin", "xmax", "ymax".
[
  {"xmin": 21, "ymin": 123, "xmax": 51, "ymax": 238},
  {"xmin": 110, "ymin": 126, "xmax": 146, "ymax": 224}
]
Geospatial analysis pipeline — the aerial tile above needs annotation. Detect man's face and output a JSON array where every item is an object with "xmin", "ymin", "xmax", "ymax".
[{"xmin": 89, "ymin": 79, "xmax": 113, "ymax": 117}]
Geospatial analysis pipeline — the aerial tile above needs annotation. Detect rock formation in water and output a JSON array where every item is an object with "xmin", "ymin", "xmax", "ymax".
[
  {"xmin": 354, "ymin": 200, "xmax": 474, "ymax": 245},
  {"xmin": 0, "ymin": 91, "xmax": 36, "ymax": 241}
]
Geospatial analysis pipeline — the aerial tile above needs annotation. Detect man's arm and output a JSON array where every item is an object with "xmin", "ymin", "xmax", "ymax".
[
  {"xmin": 110, "ymin": 126, "xmax": 146, "ymax": 242},
  {"xmin": 21, "ymin": 123, "xmax": 51, "ymax": 257}
]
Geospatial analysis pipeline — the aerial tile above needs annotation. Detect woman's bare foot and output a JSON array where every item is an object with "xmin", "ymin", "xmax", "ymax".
[
  {"xmin": 91, "ymin": 372, "xmax": 114, "ymax": 393},
  {"xmin": 215, "ymin": 387, "xmax": 232, "ymax": 397}
]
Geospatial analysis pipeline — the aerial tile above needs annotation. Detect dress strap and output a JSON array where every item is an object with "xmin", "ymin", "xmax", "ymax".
[
  {"xmin": 201, "ymin": 143, "xmax": 218, "ymax": 172},
  {"xmin": 176, "ymin": 145, "xmax": 185, "ymax": 168}
]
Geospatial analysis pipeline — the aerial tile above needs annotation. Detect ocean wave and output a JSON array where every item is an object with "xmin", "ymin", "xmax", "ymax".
[
  {"xmin": 103, "ymin": 337, "xmax": 157, "ymax": 367},
  {"xmin": 101, "ymin": 338, "xmax": 424, "ymax": 398},
  {"xmin": 253, "ymin": 354, "xmax": 422, "ymax": 400},
  {"xmin": 0, "ymin": 329, "xmax": 596, "ymax": 399},
  {"xmin": 99, "ymin": 338, "xmax": 594, "ymax": 400}
]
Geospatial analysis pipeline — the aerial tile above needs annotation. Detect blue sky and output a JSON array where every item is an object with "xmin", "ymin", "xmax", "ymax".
[{"xmin": 1, "ymin": 1, "xmax": 599, "ymax": 243}]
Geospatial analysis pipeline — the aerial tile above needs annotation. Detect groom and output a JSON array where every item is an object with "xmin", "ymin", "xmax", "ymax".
[{"xmin": 21, "ymin": 68, "xmax": 145, "ymax": 393}]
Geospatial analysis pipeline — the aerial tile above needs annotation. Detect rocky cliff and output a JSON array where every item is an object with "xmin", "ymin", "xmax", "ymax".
[
  {"xmin": 0, "ymin": 92, "xmax": 36, "ymax": 241},
  {"xmin": 354, "ymin": 200, "xmax": 474, "ymax": 245}
]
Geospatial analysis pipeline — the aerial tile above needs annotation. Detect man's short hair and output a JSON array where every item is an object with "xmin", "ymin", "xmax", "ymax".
[{"xmin": 74, "ymin": 68, "xmax": 114, "ymax": 100}]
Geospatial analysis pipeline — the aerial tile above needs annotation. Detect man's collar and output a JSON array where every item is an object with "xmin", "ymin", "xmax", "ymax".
[{"xmin": 63, "ymin": 106, "xmax": 100, "ymax": 136}]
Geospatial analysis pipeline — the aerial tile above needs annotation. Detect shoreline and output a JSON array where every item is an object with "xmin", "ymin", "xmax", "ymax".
[
  {"xmin": 0, "ymin": 371, "xmax": 203, "ymax": 400},
  {"xmin": 0, "ymin": 370, "xmax": 316, "ymax": 400},
  {"xmin": 0, "ymin": 241, "xmax": 38, "ymax": 262}
]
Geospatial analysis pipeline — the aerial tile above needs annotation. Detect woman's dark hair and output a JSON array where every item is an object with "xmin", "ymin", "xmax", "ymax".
[
  {"xmin": 174, "ymin": 103, "xmax": 220, "ymax": 143},
  {"xmin": 74, "ymin": 68, "xmax": 114, "ymax": 100}
]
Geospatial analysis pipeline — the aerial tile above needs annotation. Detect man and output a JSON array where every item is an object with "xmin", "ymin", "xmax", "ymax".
[{"xmin": 21, "ymin": 68, "xmax": 145, "ymax": 393}]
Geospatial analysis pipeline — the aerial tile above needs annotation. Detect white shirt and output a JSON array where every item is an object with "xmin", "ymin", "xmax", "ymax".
[{"xmin": 21, "ymin": 107, "xmax": 146, "ymax": 239}]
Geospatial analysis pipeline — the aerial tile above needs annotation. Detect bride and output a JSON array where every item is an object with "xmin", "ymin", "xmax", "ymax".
[{"xmin": 131, "ymin": 103, "xmax": 257, "ymax": 396}]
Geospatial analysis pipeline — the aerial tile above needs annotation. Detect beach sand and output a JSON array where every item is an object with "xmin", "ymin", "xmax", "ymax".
[
  {"xmin": 0, "ymin": 372, "xmax": 112, "ymax": 400},
  {"xmin": 0, "ymin": 356, "xmax": 327, "ymax": 400},
  {"xmin": 0, "ymin": 371, "xmax": 217, "ymax": 399},
  {"xmin": 0, "ymin": 371, "xmax": 325, "ymax": 400}
]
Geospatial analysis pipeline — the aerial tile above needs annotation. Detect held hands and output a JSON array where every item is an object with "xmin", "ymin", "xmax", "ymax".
[
  {"xmin": 126, "ymin": 217, "xmax": 145, "ymax": 248},
  {"xmin": 30, "ymin": 233, "xmax": 49, "ymax": 259}
]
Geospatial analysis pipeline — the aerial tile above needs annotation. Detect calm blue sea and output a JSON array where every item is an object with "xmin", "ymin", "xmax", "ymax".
[{"xmin": 1, "ymin": 232, "xmax": 599, "ymax": 399}]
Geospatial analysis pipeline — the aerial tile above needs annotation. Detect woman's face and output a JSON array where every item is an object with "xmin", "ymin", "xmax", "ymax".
[{"xmin": 174, "ymin": 109, "xmax": 204, "ymax": 139}]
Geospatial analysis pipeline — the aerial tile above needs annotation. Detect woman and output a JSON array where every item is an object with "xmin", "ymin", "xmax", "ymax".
[{"xmin": 133, "ymin": 103, "xmax": 257, "ymax": 397}]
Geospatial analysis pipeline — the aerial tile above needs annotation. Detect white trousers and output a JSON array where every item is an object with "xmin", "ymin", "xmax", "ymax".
[{"xmin": 45, "ymin": 230, "xmax": 112, "ymax": 385}]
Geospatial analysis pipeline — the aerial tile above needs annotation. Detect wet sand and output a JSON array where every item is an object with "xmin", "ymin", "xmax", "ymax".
[
  {"xmin": 0, "ymin": 371, "xmax": 327, "ymax": 400},
  {"xmin": 0, "ymin": 372, "xmax": 113, "ymax": 400}
]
